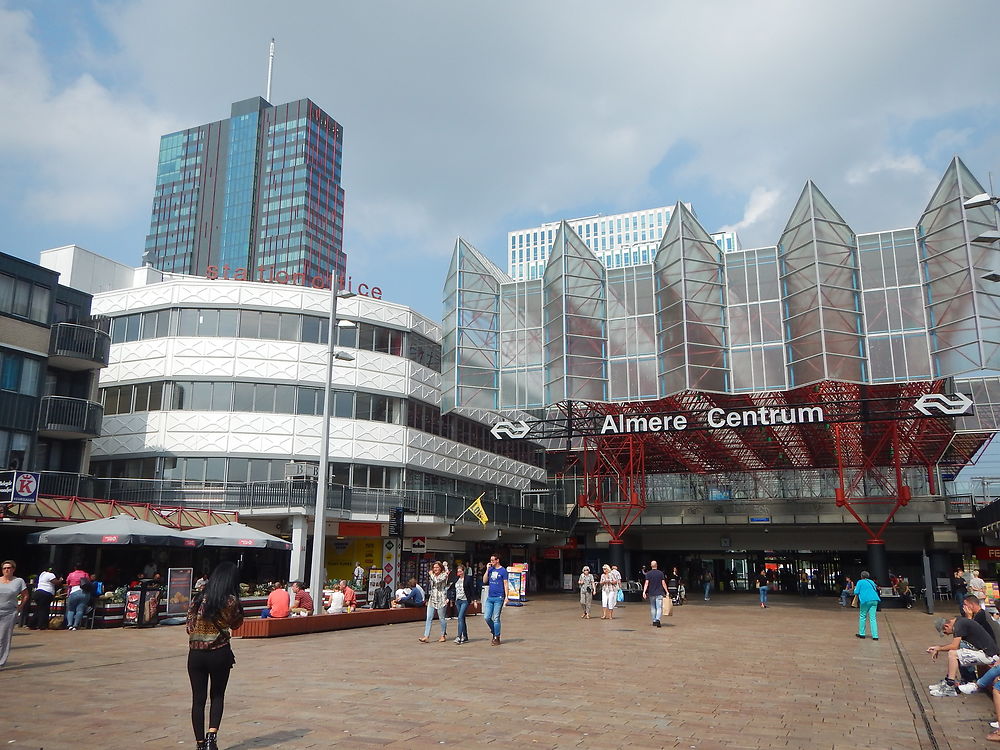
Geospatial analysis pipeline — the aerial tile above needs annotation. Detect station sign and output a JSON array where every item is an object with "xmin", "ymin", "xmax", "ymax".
[
  {"xmin": 490, "ymin": 391, "xmax": 974, "ymax": 440},
  {"xmin": 0, "ymin": 471, "xmax": 40, "ymax": 504}
]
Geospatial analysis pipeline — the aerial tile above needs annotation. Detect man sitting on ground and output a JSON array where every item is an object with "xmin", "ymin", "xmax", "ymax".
[
  {"xmin": 394, "ymin": 577, "xmax": 425, "ymax": 608},
  {"xmin": 926, "ymin": 615, "xmax": 999, "ymax": 696},
  {"xmin": 290, "ymin": 581, "xmax": 313, "ymax": 615}
]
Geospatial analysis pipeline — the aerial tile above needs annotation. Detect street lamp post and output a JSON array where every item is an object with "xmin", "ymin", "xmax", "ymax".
[{"xmin": 310, "ymin": 286, "xmax": 356, "ymax": 614}]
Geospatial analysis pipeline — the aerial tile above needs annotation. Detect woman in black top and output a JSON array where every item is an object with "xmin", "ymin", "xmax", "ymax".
[
  {"xmin": 447, "ymin": 564, "xmax": 480, "ymax": 644},
  {"xmin": 756, "ymin": 569, "xmax": 770, "ymax": 608}
]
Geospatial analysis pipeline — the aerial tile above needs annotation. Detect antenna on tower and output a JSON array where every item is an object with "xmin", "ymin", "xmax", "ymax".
[{"xmin": 266, "ymin": 38, "xmax": 275, "ymax": 102}]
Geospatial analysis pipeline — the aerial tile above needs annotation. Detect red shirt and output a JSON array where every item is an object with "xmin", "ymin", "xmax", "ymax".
[
  {"xmin": 293, "ymin": 590, "xmax": 313, "ymax": 611},
  {"xmin": 66, "ymin": 569, "xmax": 90, "ymax": 592},
  {"xmin": 267, "ymin": 588, "xmax": 290, "ymax": 618},
  {"xmin": 342, "ymin": 586, "xmax": 357, "ymax": 608}
]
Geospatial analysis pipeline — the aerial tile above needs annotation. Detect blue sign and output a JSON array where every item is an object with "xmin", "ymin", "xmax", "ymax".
[
  {"xmin": 0, "ymin": 471, "xmax": 40, "ymax": 504},
  {"xmin": 749, "ymin": 516, "xmax": 771, "ymax": 524}
]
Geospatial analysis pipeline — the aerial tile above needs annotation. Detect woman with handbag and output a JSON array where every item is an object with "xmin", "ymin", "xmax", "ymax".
[
  {"xmin": 186, "ymin": 561, "xmax": 244, "ymax": 750},
  {"xmin": 600, "ymin": 564, "xmax": 619, "ymax": 620},
  {"xmin": 854, "ymin": 570, "xmax": 881, "ymax": 640},
  {"xmin": 578, "ymin": 566, "xmax": 596, "ymax": 619}
]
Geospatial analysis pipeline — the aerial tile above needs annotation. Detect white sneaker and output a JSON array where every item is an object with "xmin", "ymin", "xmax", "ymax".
[
  {"xmin": 991, "ymin": 721, "xmax": 999, "ymax": 729},
  {"xmin": 959, "ymin": 682, "xmax": 979, "ymax": 695}
]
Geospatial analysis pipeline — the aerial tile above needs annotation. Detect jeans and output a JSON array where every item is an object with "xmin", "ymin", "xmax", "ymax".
[
  {"xmin": 758, "ymin": 585, "xmax": 768, "ymax": 605},
  {"xmin": 423, "ymin": 604, "xmax": 447, "ymax": 638},
  {"xmin": 703, "ymin": 582, "xmax": 712, "ymax": 600},
  {"xmin": 840, "ymin": 589, "xmax": 854, "ymax": 606},
  {"xmin": 456, "ymin": 599, "xmax": 470, "ymax": 640},
  {"xmin": 484, "ymin": 595, "xmax": 504, "ymax": 637},
  {"xmin": 975, "ymin": 663, "xmax": 1000, "ymax": 691},
  {"xmin": 648, "ymin": 595, "xmax": 663, "ymax": 622},
  {"xmin": 67, "ymin": 590, "xmax": 90, "ymax": 629},
  {"xmin": 858, "ymin": 600, "xmax": 879, "ymax": 638}
]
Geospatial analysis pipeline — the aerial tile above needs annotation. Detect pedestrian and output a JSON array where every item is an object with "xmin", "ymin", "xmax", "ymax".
[
  {"xmin": 0, "ymin": 561, "xmax": 28, "ymax": 669},
  {"xmin": 30, "ymin": 567, "xmax": 61, "ymax": 630},
  {"xmin": 482, "ymin": 554, "xmax": 510, "ymax": 645},
  {"xmin": 755, "ymin": 568, "xmax": 769, "ymax": 608},
  {"xmin": 186, "ymin": 560, "xmax": 243, "ymax": 750},
  {"xmin": 702, "ymin": 569, "xmax": 714, "ymax": 601},
  {"xmin": 419, "ymin": 561, "xmax": 449, "ymax": 643},
  {"xmin": 953, "ymin": 568, "xmax": 968, "ymax": 602},
  {"xmin": 970, "ymin": 569, "xmax": 987, "ymax": 603},
  {"xmin": 642, "ymin": 560, "xmax": 669, "ymax": 627},
  {"xmin": 352, "ymin": 561, "xmax": 365, "ymax": 590},
  {"xmin": 854, "ymin": 571, "xmax": 881, "ymax": 640},
  {"xmin": 64, "ymin": 562, "xmax": 93, "ymax": 631},
  {"xmin": 447, "ymin": 563, "xmax": 478, "ymax": 644},
  {"xmin": 578, "ymin": 566, "xmax": 596, "ymax": 619},
  {"xmin": 667, "ymin": 566, "xmax": 681, "ymax": 605},
  {"xmin": 839, "ymin": 577, "xmax": 855, "ymax": 607},
  {"xmin": 600, "ymin": 564, "xmax": 619, "ymax": 620}
]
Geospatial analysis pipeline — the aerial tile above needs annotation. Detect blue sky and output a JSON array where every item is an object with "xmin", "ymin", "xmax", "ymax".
[{"xmin": 1, "ymin": 0, "xmax": 998, "ymax": 319}]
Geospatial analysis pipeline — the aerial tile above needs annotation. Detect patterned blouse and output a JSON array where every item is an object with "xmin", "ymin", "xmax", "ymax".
[
  {"xmin": 600, "ymin": 573, "xmax": 618, "ymax": 593},
  {"xmin": 187, "ymin": 594, "xmax": 244, "ymax": 651},
  {"xmin": 578, "ymin": 573, "xmax": 596, "ymax": 594},
  {"xmin": 427, "ymin": 570, "xmax": 449, "ymax": 609}
]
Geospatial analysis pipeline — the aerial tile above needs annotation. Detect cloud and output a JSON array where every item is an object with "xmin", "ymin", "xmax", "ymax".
[
  {"xmin": 2, "ymin": 0, "xmax": 999, "ymax": 316},
  {"xmin": 720, "ymin": 187, "xmax": 782, "ymax": 236},
  {"xmin": 0, "ymin": 3, "xmax": 174, "ymax": 228}
]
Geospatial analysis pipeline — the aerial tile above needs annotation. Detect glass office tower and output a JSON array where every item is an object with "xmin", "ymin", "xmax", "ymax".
[
  {"xmin": 443, "ymin": 157, "xmax": 1000, "ymax": 411},
  {"xmin": 143, "ymin": 97, "xmax": 346, "ymax": 285}
]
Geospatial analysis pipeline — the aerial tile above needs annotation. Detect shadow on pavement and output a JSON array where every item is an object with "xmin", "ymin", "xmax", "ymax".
[
  {"xmin": 2, "ymin": 660, "xmax": 75, "ymax": 672},
  {"xmin": 226, "ymin": 729, "xmax": 311, "ymax": 748}
]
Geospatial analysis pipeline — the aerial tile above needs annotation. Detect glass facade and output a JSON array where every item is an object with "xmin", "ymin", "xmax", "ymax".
[
  {"xmin": 444, "ymin": 158, "xmax": 1000, "ymax": 412},
  {"xmin": 143, "ymin": 97, "xmax": 346, "ymax": 285}
]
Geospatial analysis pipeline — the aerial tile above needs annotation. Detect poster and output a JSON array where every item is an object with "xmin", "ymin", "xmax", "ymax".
[
  {"xmin": 166, "ymin": 567, "xmax": 194, "ymax": 616},
  {"xmin": 123, "ymin": 589, "xmax": 141, "ymax": 626},
  {"xmin": 506, "ymin": 563, "xmax": 528, "ymax": 605},
  {"xmin": 367, "ymin": 568, "xmax": 384, "ymax": 607},
  {"xmin": 382, "ymin": 539, "xmax": 399, "ymax": 592}
]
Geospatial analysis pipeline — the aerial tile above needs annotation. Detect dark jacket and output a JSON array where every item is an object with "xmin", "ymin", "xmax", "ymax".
[
  {"xmin": 447, "ymin": 573, "xmax": 481, "ymax": 602},
  {"xmin": 372, "ymin": 585, "xmax": 392, "ymax": 610}
]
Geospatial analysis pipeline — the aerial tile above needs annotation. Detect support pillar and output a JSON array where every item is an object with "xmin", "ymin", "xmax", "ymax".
[
  {"xmin": 866, "ymin": 540, "xmax": 889, "ymax": 587},
  {"xmin": 288, "ymin": 514, "xmax": 308, "ymax": 584},
  {"xmin": 609, "ymin": 541, "xmax": 626, "ymax": 572}
]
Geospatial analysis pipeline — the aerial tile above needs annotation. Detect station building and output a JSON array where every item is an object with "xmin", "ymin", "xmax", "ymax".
[{"xmin": 443, "ymin": 157, "xmax": 1000, "ymax": 590}]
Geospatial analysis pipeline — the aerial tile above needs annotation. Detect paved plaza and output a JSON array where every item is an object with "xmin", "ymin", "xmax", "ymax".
[{"xmin": 3, "ymin": 593, "xmax": 998, "ymax": 749}]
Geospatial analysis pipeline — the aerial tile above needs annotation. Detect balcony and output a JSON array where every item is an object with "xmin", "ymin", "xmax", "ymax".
[
  {"xmin": 37, "ymin": 396, "xmax": 103, "ymax": 439},
  {"xmin": 48, "ymin": 322, "xmax": 111, "ymax": 370}
]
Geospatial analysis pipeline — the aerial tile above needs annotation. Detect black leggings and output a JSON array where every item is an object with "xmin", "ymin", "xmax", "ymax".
[{"xmin": 187, "ymin": 646, "xmax": 235, "ymax": 740}]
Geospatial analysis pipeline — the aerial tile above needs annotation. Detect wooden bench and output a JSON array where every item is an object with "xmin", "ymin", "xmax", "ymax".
[{"xmin": 233, "ymin": 606, "xmax": 426, "ymax": 638}]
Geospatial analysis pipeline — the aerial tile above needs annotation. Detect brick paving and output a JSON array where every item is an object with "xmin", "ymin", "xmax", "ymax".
[{"xmin": 3, "ymin": 592, "xmax": 998, "ymax": 749}]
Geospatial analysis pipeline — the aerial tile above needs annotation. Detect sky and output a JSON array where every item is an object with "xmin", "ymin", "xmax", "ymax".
[{"xmin": 1, "ymin": 0, "xmax": 998, "ymax": 320}]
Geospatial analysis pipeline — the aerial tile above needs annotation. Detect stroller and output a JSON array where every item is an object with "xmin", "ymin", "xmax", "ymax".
[{"xmin": 669, "ymin": 583, "xmax": 685, "ymax": 606}]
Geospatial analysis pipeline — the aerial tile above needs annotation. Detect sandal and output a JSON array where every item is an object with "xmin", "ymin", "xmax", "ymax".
[
  {"xmin": 987, "ymin": 730, "xmax": 1000, "ymax": 742},
  {"xmin": 418, "ymin": 637, "xmax": 429, "ymax": 643},
  {"xmin": 438, "ymin": 635, "xmax": 447, "ymax": 642}
]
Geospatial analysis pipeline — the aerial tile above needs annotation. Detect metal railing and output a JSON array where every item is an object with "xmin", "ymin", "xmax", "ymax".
[
  {"xmin": 37, "ymin": 396, "xmax": 103, "ymax": 437},
  {"xmin": 48, "ymin": 322, "xmax": 111, "ymax": 367},
  {"xmin": 28, "ymin": 473, "xmax": 577, "ymax": 533}
]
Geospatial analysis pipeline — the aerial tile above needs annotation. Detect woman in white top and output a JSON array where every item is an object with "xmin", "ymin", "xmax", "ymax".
[
  {"xmin": 325, "ymin": 583, "xmax": 346, "ymax": 614},
  {"xmin": 600, "ymin": 564, "xmax": 619, "ymax": 620},
  {"xmin": 969, "ymin": 569, "xmax": 988, "ymax": 602},
  {"xmin": 30, "ymin": 567, "xmax": 61, "ymax": 630}
]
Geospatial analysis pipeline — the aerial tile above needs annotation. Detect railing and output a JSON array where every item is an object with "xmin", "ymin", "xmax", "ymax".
[
  {"xmin": 28, "ymin": 473, "xmax": 577, "ymax": 533},
  {"xmin": 48, "ymin": 322, "xmax": 112, "ymax": 367},
  {"xmin": 36, "ymin": 396, "xmax": 103, "ymax": 437}
]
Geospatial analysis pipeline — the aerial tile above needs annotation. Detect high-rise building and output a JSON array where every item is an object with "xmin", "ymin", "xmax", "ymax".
[
  {"xmin": 143, "ymin": 97, "xmax": 346, "ymax": 286},
  {"xmin": 507, "ymin": 204, "xmax": 740, "ymax": 281}
]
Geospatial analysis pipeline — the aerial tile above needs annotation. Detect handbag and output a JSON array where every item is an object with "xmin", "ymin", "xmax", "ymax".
[
  {"xmin": 616, "ymin": 589, "xmax": 624, "ymax": 603},
  {"xmin": 851, "ymin": 595, "xmax": 859, "ymax": 608}
]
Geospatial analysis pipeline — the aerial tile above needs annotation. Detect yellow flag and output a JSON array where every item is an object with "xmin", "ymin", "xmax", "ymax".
[{"xmin": 468, "ymin": 495, "xmax": 489, "ymax": 526}]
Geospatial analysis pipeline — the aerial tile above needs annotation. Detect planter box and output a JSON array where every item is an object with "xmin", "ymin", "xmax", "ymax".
[{"xmin": 234, "ymin": 607, "xmax": 425, "ymax": 639}]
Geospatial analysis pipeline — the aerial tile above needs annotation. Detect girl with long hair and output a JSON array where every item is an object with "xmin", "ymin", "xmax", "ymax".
[
  {"xmin": 419, "ymin": 560, "xmax": 449, "ymax": 642},
  {"xmin": 186, "ymin": 561, "xmax": 244, "ymax": 750}
]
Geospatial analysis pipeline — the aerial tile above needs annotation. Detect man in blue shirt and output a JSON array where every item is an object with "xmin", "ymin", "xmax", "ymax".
[{"xmin": 483, "ymin": 555, "xmax": 510, "ymax": 645}]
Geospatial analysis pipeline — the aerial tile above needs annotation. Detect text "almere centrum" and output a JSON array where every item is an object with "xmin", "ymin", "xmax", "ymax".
[{"xmin": 600, "ymin": 405, "xmax": 826, "ymax": 435}]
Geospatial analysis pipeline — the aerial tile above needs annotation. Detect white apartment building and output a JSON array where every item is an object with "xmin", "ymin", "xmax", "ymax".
[{"xmin": 507, "ymin": 204, "xmax": 741, "ymax": 280}]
